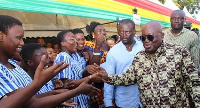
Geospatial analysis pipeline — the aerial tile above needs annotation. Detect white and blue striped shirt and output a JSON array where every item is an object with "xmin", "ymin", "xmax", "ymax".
[
  {"xmin": 8, "ymin": 59, "xmax": 54, "ymax": 95},
  {"xmin": 0, "ymin": 59, "xmax": 32, "ymax": 98},
  {"xmin": 36, "ymin": 81, "xmax": 54, "ymax": 95},
  {"xmin": 72, "ymin": 53, "xmax": 86, "ymax": 70},
  {"xmin": 53, "ymin": 52, "xmax": 90, "ymax": 108}
]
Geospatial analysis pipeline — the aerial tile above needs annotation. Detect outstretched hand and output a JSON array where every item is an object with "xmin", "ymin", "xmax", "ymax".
[
  {"xmin": 85, "ymin": 65, "xmax": 98, "ymax": 75},
  {"xmin": 93, "ymin": 63, "xmax": 109, "ymax": 82},
  {"xmin": 34, "ymin": 55, "xmax": 69, "ymax": 86},
  {"xmin": 76, "ymin": 78, "xmax": 101, "ymax": 96}
]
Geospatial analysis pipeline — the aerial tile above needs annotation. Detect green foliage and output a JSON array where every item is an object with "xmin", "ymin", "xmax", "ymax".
[{"xmin": 158, "ymin": 0, "xmax": 200, "ymax": 14}]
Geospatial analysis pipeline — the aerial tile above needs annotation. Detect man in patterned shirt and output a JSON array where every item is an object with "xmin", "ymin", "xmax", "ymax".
[
  {"xmin": 163, "ymin": 10, "xmax": 199, "ymax": 68},
  {"xmin": 96, "ymin": 21, "xmax": 200, "ymax": 107}
]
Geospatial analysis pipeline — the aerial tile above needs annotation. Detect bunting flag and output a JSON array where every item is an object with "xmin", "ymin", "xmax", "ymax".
[{"xmin": 0, "ymin": 0, "xmax": 199, "ymax": 29}]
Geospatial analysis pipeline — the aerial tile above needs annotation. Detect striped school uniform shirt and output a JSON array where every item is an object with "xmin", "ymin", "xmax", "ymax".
[
  {"xmin": 53, "ymin": 52, "xmax": 90, "ymax": 108},
  {"xmin": 0, "ymin": 59, "xmax": 32, "ymax": 98},
  {"xmin": 8, "ymin": 59, "xmax": 54, "ymax": 95},
  {"xmin": 0, "ymin": 59, "xmax": 66, "ymax": 108},
  {"xmin": 72, "ymin": 53, "xmax": 86, "ymax": 70}
]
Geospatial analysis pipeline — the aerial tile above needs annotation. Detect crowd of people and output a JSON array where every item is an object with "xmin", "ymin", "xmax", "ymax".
[{"xmin": 0, "ymin": 9, "xmax": 199, "ymax": 108}]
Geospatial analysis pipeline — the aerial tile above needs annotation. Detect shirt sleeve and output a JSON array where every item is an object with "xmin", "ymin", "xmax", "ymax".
[
  {"xmin": 190, "ymin": 33, "xmax": 199, "ymax": 68},
  {"xmin": 181, "ymin": 47, "xmax": 200, "ymax": 107},
  {"xmin": 0, "ymin": 70, "xmax": 20, "ymax": 98},
  {"xmin": 107, "ymin": 56, "xmax": 138, "ymax": 86},
  {"xmin": 100, "ymin": 53, "xmax": 115, "ymax": 107}
]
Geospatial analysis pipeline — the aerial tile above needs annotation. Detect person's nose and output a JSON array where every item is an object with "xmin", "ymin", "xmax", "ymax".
[{"xmin": 20, "ymin": 38, "xmax": 24, "ymax": 46}]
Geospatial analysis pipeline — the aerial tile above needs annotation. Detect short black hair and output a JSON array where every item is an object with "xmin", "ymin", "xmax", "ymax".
[
  {"xmin": 120, "ymin": 19, "xmax": 135, "ymax": 30},
  {"xmin": 72, "ymin": 28, "xmax": 84, "ymax": 35},
  {"xmin": 57, "ymin": 30, "xmax": 72, "ymax": 48},
  {"xmin": 111, "ymin": 35, "xmax": 119, "ymax": 42},
  {"xmin": 0, "ymin": 15, "xmax": 22, "ymax": 34},
  {"xmin": 20, "ymin": 43, "xmax": 43, "ymax": 64},
  {"xmin": 85, "ymin": 21, "xmax": 102, "ymax": 40}
]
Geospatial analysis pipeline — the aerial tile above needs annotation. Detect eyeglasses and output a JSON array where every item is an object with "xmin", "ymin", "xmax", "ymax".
[
  {"xmin": 140, "ymin": 35, "xmax": 154, "ymax": 41},
  {"xmin": 64, "ymin": 38, "xmax": 77, "ymax": 41}
]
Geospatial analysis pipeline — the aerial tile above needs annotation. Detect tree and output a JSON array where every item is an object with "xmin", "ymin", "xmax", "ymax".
[{"xmin": 158, "ymin": 0, "xmax": 200, "ymax": 14}]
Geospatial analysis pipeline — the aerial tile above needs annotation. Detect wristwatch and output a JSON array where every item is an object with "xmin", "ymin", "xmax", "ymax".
[{"xmin": 93, "ymin": 52, "xmax": 100, "ymax": 55}]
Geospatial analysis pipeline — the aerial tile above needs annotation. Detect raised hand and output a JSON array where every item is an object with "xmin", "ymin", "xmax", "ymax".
[{"xmin": 34, "ymin": 55, "xmax": 69, "ymax": 86}]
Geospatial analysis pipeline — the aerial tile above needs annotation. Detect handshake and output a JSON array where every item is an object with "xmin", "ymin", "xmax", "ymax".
[{"xmin": 85, "ymin": 63, "xmax": 110, "ymax": 83}]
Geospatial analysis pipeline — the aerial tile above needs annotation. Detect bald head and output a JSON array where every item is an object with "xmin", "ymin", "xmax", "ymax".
[
  {"xmin": 171, "ymin": 10, "xmax": 185, "ymax": 18},
  {"xmin": 141, "ymin": 21, "xmax": 164, "ymax": 55},
  {"xmin": 170, "ymin": 10, "xmax": 185, "ymax": 30},
  {"xmin": 143, "ymin": 21, "xmax": 162, "ymax": 34}
]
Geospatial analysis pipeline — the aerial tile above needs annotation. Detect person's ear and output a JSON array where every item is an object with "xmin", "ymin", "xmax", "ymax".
[
  {"xmin": 27, "ymin": 60, "xmax": 34, "ymax": 67},
  {"xmin": 0, "ymin": 32, "xmax": 4, "ymax": 42},
  {"xmin": 133, "ymin": 30, "xmax": 136, "ymax": 35},
  {"xmin": 161, "ymin": 32, "xmax": 164, "ymax": 39},
  {"xmin": 61, "ymin": 41, "xmax": 66, "ymax": 47},
  {"xmin": 91, "ymin": 32, "xmax": 95, "ymax": 38}
]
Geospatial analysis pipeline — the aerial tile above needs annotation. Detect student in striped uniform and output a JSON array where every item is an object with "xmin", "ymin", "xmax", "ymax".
[
  {"xmin": 0, "ymin": 15, "xmax": 99, "ymax": 108},
  {"xmin": 20, "ymin": 43, "xmax": 54, "ymax": 94},
  {"xmin": 72, "ymin": 28, "xmax": 89, "ymax": 70},
  {"xmin": 20, "ymin": 43, "xmax": 78, "ymax": 107},
  {"xmin": 53, "ymin": 30, "xmax": 103, "ymax": 108}
]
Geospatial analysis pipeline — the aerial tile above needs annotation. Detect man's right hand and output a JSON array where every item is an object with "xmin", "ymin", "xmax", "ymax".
[
  {"xmin": 33, "ymin": 55, "xmax": 69, "ymax": 86},
  {"xmin": 92, "ymin": 63, "xmax": 109, "ymax": 82}
]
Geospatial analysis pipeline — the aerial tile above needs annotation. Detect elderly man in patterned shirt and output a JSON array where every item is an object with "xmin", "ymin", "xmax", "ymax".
[
  {"xmin": 163, "ymin": 10, "xmax": 199, "ymax": 69},
  {"xmin": 95, "ymin": 21, "xmax": 200, "ymax": 107}
]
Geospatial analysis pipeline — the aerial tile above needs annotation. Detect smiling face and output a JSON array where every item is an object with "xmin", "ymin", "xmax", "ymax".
[
  {"xmin": 62, "ymin": 32, "xmax": 77, "ymax": 55},
  {"xmin": 118, "ymin": 22, "xmax": 135, "ymax": 45},
  {"xmin": 0, "ymin": 25, "xmax": 24, "ymax": 59},
  {"xmin": 46, "ymin": 48, "xmax": 57, "ymax": 63},
  {"xmin": 142, "ymin": 21, "xmax": 164, "ymax": 55},
  {"xmin": 74, "ymin": 33, "xmax": 85, "ymax": 50},
  {"xmin": 170, "ymin": 10, "xmax": 185, "ymax": 31}
]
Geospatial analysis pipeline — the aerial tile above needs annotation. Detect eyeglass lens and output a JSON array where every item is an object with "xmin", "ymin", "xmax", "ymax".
[{"xmin": 140, "ymin": 35, "xmax": 154, "ymax": 41}]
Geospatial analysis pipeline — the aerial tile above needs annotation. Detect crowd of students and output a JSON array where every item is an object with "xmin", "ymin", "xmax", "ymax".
[{"xmin": 0, "ymin": 9, "xmax": 199, "ymax": 108}]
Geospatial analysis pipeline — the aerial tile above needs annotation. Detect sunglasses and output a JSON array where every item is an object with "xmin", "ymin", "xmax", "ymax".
[{"xmin": 140, "ymin": 35, "xmax": 154, "ymax": 41}]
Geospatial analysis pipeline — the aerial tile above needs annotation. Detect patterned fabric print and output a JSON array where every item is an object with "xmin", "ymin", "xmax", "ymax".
[
  {"xmin": 84, "ymin": 41, "xmax": 106, "ymax": 108},
  {"xmin": 163, "ymin": 28, "xmax": 199, "ymax": 68},
  {"xmin": 108, "ymin": 43, "xmax": 200, "ymax": 108},
  {"xmin": 84, "ymin": 41, "xmax": 107, "ymax": 64}
]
